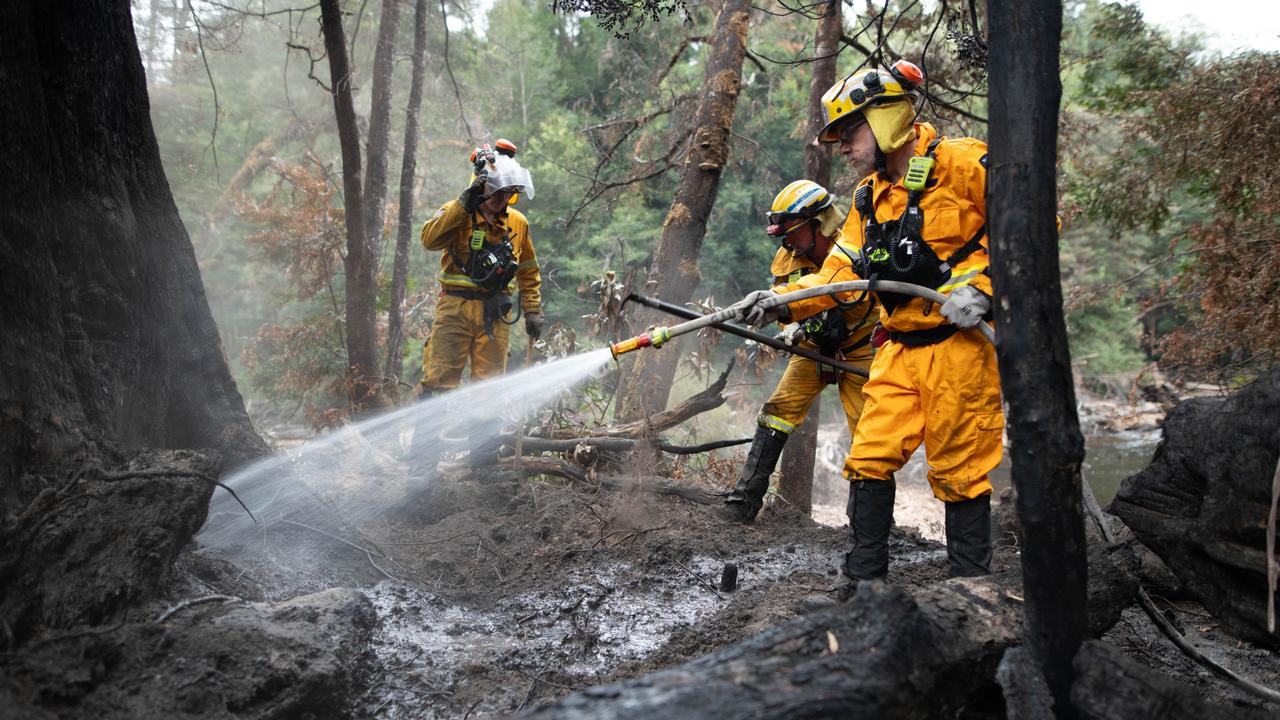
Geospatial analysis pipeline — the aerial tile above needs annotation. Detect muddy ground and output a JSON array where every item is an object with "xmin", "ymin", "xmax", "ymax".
[{"xmin": 192, "ymin": 454, "xmax": 1279, "ymax": 719}]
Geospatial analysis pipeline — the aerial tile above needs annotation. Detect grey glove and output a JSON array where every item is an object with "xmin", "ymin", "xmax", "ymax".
[
  {"xmin": 460, "ymin": 174, "xmax": 487, "ymax": 213},
  {"xmin": 734, "ymin": 289, "xmax": 786, "ymax": 327},
  {"xmin": 940, "ymin": 286, "xmax": 990, "ymax": 329},
  {"xmin": 774, "ymin": 322, "xmax": 805, "ymax": 347},
  {"xmin": 524, "ymin": 311, "xmax": 544, "ymax": 341}
]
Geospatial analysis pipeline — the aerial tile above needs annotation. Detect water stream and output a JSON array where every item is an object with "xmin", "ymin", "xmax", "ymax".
[{"xmin": 198, "ymin": 348, "xmax": 615, "ymax": 551}]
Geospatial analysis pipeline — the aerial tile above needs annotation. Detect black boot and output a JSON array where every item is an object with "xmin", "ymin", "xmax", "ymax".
[
  {"xmin": 843, "ymin": 477, "xmax": 896, "ymax": 581},
  {"xmin": 721, "ymin": 426, "xmax": 788, "ymax": 523},
  {"xmin": 945, "ymin": 494, "xmax": 992, "ymax": 577}
]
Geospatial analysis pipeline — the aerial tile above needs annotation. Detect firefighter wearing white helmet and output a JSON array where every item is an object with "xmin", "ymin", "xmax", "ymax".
[
  {"xmin": 721, "ymin": 180, "xmax": 879, "ymax": 523},
  {"xmin": 412, "ymin": 146, "xmax": 544, "ymax": 473},
  {"xmin": 733, "ymin": 59, "xmax": 1003, "ymax": 581}
]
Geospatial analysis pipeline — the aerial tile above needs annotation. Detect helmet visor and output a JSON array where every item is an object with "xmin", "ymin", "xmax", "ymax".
[{"xmin": 484, "ymin": 154, "xmax": 535, "ymax": 199}]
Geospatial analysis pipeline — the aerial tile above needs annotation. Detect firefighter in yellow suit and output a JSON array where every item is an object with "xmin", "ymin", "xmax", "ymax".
[
  {"xmin": 734, "ymin": 60, "xmax": 1001, "ymax": 579},
  {"xmin": 721, "ymin": 180, "xmax": 878, "ymax": 523},
  {"xmin": 419, "ymin": 145, "xmax": 543, "ymax": 394}
]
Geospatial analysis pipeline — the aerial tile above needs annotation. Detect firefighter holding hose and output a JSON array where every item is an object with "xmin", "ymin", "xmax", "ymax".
[
  {"xmin": 733, "ymin": 60, "xmax": 1000, "ymax": 580},
  {"xmin": 720, "ymin": 180, "xmax": 879, "ymax": 523}
]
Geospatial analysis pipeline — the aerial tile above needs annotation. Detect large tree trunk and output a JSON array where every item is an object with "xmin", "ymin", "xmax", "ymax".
[
  {"xmin": 616, "ymin": 0, "xmax": 750, "ymax": 421},
  {"xmin": 385, "ymin": 0, "xmax": 430, "ymax": 387},
  {"xmin": 319, "ymin": 0, "xmax": 382, "ymax": 411},
  {"xmin": 521, "ymin": 545, "xmax": 1137, "ymax": 719},
  {"xmin": 361, "ymin": 0, "xmax": 401, "ymax": 259},
  {"xmin": 0, "ymin": 0, "xmax": 266, "ymax": 638},
  {"xmin": 0, "ymin": 0, "xmax": 265, "ymax": 476},
  {"xmin": 777, "ymin": 0, "xmax": 842, "ymax": 516},
  {"xmin": 987, "ymin": 0, "xmax": 1087, "ymax": 714}
]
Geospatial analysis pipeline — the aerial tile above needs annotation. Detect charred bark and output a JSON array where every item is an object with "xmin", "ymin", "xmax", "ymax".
[
  {"xmin": 777, "ymin": 0, "xmax": 842, "ymax": 515},
  {"xmin": 386, "ymin": 0, "xmax": 430, "ymax": 387},
  {"xmin": 617, "ymin": 0, "xmax": 750, "ymax": 421},
  {"xmin": 987, "ymin": 0, "xmax": 1087, "ymax": 712},
  {"xmin": 1071, "ymin": 640, "xmax": 1275, "ymax": 719},
  {"xmin": 0, "ymin": 0, "xmax": 266, "ymax": 639},
  {"xmin": 319, "ymin": 0, "xmax": 383, "ymax": 411},
  {"xmin": 361, "ymin": 0, "xmax": 401, "ymax": 259},
  {"xmin": 0, "ymin": 0, "xmax": 265, "ymax": 479},
  {"xmin": 522, "ymin": 544, "xmax": 1137, "ymax": 719},
  {"xmin": 1110, "ymin": 368, "xmax": 1280, "ymax": 649}
]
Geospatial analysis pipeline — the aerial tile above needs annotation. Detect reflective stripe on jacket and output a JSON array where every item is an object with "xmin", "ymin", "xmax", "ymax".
[{"xmin": 420, "ymin": 199, "xmax": 542, "ymax": 312}]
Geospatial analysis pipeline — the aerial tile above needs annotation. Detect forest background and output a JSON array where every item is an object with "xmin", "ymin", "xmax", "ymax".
[{"xmin": 132, "ymin": 0, "xmax": 1280, "ymax": 431}]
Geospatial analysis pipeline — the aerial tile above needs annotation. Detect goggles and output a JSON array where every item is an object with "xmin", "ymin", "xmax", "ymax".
[{"xmin": 766, "ymin": 216, "xmax": 812, "ymax": 243}]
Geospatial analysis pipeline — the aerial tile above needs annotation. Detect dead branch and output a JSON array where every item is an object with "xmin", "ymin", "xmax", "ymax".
[
  {"xmin": 501, "ymin": 435, "xmax": 750, "ymax": 455},
  {"xmin": 553, "ymin": 359, "xmax": 735, "ymax": 440},
  {"xmin": 156, "ymin": 595, "xmax": 241, "ymax": 623}
]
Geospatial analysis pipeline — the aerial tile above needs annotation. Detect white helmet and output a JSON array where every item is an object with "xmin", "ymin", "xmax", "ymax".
[{"xmin": 482, "ymin": 153, "xmax": 535, "ymax": 200}]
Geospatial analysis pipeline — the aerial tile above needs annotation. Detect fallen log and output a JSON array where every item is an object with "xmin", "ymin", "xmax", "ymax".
[
  {"xmin": 1070, "ymin": 640, "xmax": 1275, "ymax": 719},
  {"xmin": 997, "ymin": 646, "xmax": 1056, "ymax": 720},
  {"xmin": 521, "ymin": 544, "xmax": 1138, "ymax": 719},
  {"xmin": 1110, "ymin": 367, "xmax": 1280, "ymax": 648},
  {"xmin": 491, "ymin": 459, "xmax": 724, "ymax": 506}
]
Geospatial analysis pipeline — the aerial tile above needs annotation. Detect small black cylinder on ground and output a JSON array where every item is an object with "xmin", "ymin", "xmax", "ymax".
[{"xmin": 720, "ymin": 562, "xmax": 738, "ymax": 593}]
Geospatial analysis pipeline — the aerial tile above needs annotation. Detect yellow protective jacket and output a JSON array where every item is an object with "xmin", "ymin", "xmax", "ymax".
[
  {"xmin": 420, "ymin": 199, "xmax": 542, "ymax": 312},
  {"xmin": 769, "ymin": 247, "xmax": 817, "ymax": 285},
  {"xmin": 772, "ymin": 246, "xmax": 880, "ymax": 351},
  {"xmin": 778, "ymin": 123, "xmax": 989, "ymax": 334}
]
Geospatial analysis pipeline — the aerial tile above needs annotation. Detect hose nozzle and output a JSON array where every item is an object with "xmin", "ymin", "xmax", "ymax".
[{"xmin": 609, "ymin": 327, "xmax": 672, "ymax": 360}]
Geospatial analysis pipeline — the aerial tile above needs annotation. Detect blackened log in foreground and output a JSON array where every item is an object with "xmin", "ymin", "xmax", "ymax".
[
  {"xmin": 1071, "ymin": 640, "xmax": 1274, "ymax": 719},
  {"xmin": 997, "ymin": 646, "xmax": 1057, "ymax": 720},
  {"xmin": 1110, "ymin": 367, "xmax": 1280, "ymax": 649},
  {"xmin": 522, "ymin": 544, "xmax": 1137, "ymax": 719}
]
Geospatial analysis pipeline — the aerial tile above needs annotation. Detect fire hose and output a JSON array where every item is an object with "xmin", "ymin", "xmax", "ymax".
[
  {"xmin": 612, "ymin": 281, "xmax": 1280, "ymax": 706},
  {"xmin": 621, "ymin": 292, "xmax": 868, "ymax": 377},
  {"xmin": 611, "ymin": 280, "xmax": 995, "ymax": 360}
]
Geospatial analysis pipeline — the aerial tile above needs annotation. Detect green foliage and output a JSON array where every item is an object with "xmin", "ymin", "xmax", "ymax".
[{"xmin": 137, "ymin": 0, "xmax": 1273, "ymax": 414}]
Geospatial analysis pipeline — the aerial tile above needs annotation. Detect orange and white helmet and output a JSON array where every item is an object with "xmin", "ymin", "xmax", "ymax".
[{"xmin": 469, "ymin": 139, "xmax": 524, "ymax": 204}]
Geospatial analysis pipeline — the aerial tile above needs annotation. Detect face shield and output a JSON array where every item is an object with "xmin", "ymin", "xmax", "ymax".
[{"xmin": 483, "ymin": 154, "xmax": 535, "ymax": 200}]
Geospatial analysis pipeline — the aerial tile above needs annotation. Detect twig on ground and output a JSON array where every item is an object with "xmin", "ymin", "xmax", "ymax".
[
  {"xmin": 672, "ymin": 558, "xmax": 725, "ymax": 600},
  {"xmin": 387, "ymin": 648, "xmax": 425, "ymax": 671},
  {"xmin": 157, "ymin": 594, "xmax": 241, "ymax": 623}
]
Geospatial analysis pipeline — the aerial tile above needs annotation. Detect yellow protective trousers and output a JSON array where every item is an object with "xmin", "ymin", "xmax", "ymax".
[
  {"xmin": 846, "ymin": 329, "xmax": 1003, "ymax": 502},
  {"xmin": 758, "ymin": 341, "xmax": 872, "ymax": 444},
  {"xmin": 420, "ymin": 293, "xmax": 511, "ymax": 392}
]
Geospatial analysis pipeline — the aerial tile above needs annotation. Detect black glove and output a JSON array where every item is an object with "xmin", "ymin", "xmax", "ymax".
[
  {"xmin": 460, "ymin": 174, "xmax": 487, "ymax": 214},
  {"xmin": 524, "ymin": 311, "xmax": 544, "ymax": 341}
]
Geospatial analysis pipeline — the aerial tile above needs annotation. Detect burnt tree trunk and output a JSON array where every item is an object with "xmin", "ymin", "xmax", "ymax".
[
  {"xmin": 385, "ymin": 0, "xmax": 430, "ymax": 387},
  {"xmin": 361, "ymin": 0, "xmax": 401, "ymax": 260},
  {"xmin": 1110, "ymin": 368, "xmax": 1280, "ymax": 649},
  {"xmin": 616, "ymin": 0, "xmax": 750, "ymax": 421},
  {"xmin": 522, "ymin": 545, "xmax": 1137, "ymax": 719},
  {"xmin": 777, "ymin": 0, "xmax": 842, "ymax": 516},
  {"xmin": 0, "ymin": 0, "xmax": 266, "ymax": 639},
  {"xmin": 320, "ymin": 0, "xmax": 382, "ymax": 411},
  {"xmin": 987, "ymin": 0, "xmax": 1087, "ymax": 714},
  {"xmin": 0, "ymin": 0, "xmax": 265, "ymax": 475}
]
